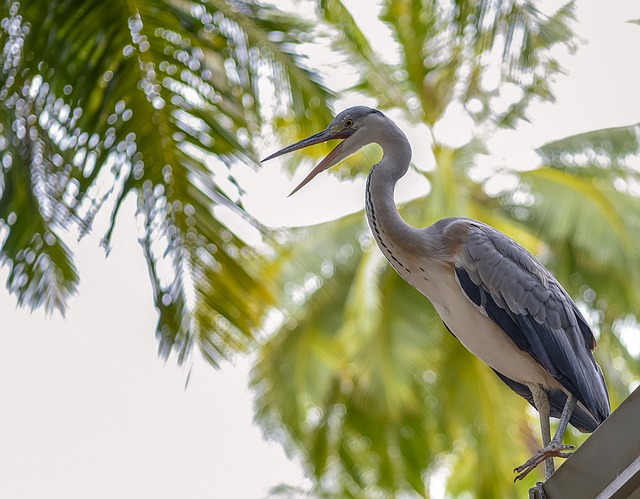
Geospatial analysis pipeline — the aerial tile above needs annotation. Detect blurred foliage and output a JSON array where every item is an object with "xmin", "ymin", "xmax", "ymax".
[
  {"xmin": 252, "ymin": 1, "xmax": 640, "ymax": 498},
  {"xmin": 2, "ymin": 1, "xmax": 640, "ymax": 498},
  {"xmin": 321, "ymin": 0, "xmax": 575, "ymax": 127},
  {"xmin": 0, "ymin": 0, "xmax": 332, "ymax": 364}
]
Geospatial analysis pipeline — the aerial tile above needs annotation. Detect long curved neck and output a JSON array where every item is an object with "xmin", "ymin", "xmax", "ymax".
[{"xmin": 365, "ymin": 121, "xmax": 422, "ymax": 257}]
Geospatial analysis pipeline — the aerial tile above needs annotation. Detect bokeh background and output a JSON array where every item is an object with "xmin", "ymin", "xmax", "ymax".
[{"xmin": 1, "ymin": 1, "xmax": 639, "ymax": 497}]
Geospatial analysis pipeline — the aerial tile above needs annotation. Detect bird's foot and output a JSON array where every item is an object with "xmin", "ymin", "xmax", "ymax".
[{"xmin": 514, "ymin": 442, "xmax": 574, "ymax": 482}]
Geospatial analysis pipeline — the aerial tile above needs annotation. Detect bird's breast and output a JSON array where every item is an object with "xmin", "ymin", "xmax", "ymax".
[{"xmin": 378, "ymin": 246, "xmax": 561, "ymax": 390}]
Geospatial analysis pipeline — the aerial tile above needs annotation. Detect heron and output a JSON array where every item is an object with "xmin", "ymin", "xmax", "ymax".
[{"xmin": 263, "ymin": 106, "xmax": 610, "ymax": 482}]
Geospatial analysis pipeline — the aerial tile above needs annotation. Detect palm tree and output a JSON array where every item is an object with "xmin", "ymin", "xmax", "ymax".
[
  {"xmin": 0, "ymin": 0, "xmax": 332, "ymax": 365},
  {"xmin": 3, "ymin": 1, "xmax": 639, "ymax": 497},
  {"xmin": 253, "ymin": 2, "xmax": 640, "ymax": 497}
]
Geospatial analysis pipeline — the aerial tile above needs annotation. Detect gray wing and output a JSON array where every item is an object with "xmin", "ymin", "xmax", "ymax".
[{"xmin": 441, "ymin": 218, "xmax": 610, "ymax": 428}]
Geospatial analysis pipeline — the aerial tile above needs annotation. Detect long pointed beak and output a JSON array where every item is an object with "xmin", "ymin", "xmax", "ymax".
[{"xmin": 262, "ymin": 127, "xmax": 352, "ymax": 196}]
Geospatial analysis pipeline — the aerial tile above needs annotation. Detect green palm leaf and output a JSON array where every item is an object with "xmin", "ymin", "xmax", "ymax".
[
  {"xmin": 0, "ymin": 0, "xmax": 332, "ymax": 363},
  {"xmin": 504, "ymin": 124, "xmax": 640, "ymax": 311},
  {"xmin": 329, "ymin": 0, "xmax": 577, "ymax": 127}
]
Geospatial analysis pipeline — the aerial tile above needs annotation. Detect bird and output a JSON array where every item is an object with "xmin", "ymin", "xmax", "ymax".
[{"xmin": 262, "ymin": 106, "xmax": 610, "ymax": 482}]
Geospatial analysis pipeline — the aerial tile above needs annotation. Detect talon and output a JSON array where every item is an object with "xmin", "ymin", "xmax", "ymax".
[{"xmin": 514, "ymin": 465, "xmax": 536, "ymax": 482}]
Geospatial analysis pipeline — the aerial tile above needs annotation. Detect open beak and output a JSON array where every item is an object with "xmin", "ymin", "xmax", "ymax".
[{"xmin": 262, "ymin": 127, "xmax": 353, "ymax": 196}]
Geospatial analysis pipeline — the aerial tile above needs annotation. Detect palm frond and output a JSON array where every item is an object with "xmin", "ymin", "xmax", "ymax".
[
  {"xmin": 537, "ymin": 123, "xmax": 640, "ymax": 174},
  {"xmin": 0, "ymin": 157, "xmax": 78, "ymax": 313},
  {"xmin": 317, "ymin": 0, "xmax": 410, "ymax": 114},
  {"xmin": 506, "ymin": 125, "xmax": 640, "ymax": 311},
  {"xmin": 0, "ymin": 0, "xmax": 332, "ymax": 364},
  {"xmin": 320, "ymin": 0, "xmax": 577, "ymax": 128}
]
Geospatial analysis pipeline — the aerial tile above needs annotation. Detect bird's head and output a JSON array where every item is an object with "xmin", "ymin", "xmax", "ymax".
[{"xmin": 262, "ymin": 106, "xmax": 384, "ymax": 196}]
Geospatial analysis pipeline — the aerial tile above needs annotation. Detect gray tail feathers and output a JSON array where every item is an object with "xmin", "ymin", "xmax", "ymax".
[{"xmin": 492, "ymin": 369, "xmax": 603, "ymax": 433}]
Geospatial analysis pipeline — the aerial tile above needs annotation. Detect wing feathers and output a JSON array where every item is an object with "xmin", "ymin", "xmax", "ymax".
[{"xmin": 446, "ymin": 219, "xmax": 610, "ymax": 427}]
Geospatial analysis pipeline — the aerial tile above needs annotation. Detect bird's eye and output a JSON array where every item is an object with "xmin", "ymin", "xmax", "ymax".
[{"xmin": 344, "ymin": 119, "xmax": 354, "ymax": 128}]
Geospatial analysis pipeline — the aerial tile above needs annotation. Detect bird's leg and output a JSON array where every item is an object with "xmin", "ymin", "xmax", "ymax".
[
  {"xmin": 515, "ymin": 393, "xmax": 577, "ymax": 482},
  {"xmin": 552, "ymin": 393, "xmax": 577, "ymax": 444},
  {"xmin": 519, "ymin": 385, "xmax": 555, "ymax": 480},
  {"xmin": 532, "ymin": 386, "xmax": 555, "ymax": 478}
]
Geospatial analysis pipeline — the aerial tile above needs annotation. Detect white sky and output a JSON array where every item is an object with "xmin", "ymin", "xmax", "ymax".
[{"xmin": 1, "ymin": 2, "xmax": 639, "ymax": 498}]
